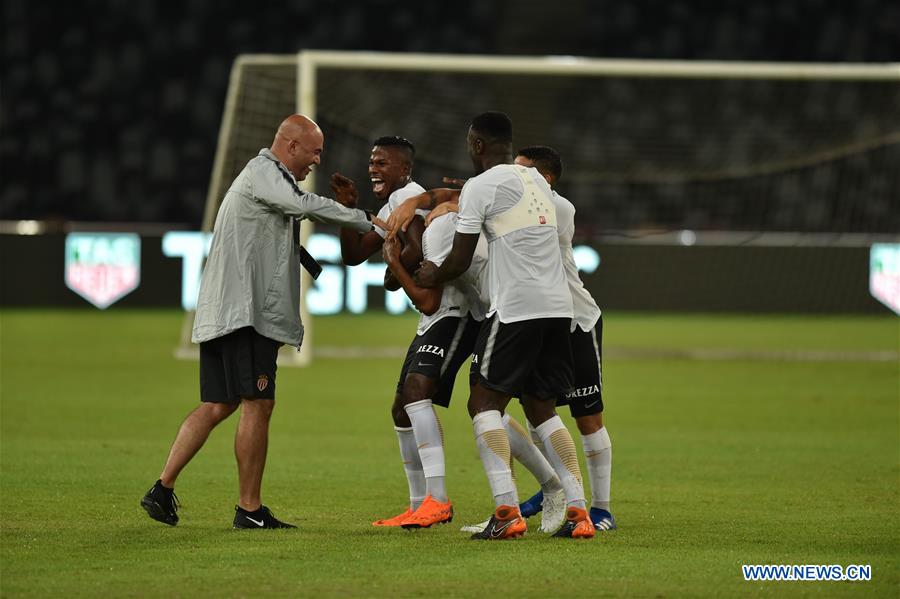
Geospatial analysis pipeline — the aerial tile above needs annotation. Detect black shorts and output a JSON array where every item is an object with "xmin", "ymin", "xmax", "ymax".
[
  {"xmin": 199, "ymin": 327, "xmax": 281, "ymax": 403},
  {"xmin": 558, "ymin": 317, "xmax": 604, "ymax": 417},
  {"xmin": 469, "ymin": 315, "xmax": 573, "ymax": 400},
  {"xmin": 396, "ymin": 315, "xmax": 481, "ymax": 408}
]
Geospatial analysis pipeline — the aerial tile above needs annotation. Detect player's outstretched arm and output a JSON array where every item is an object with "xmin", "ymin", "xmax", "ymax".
[
  {"xmin": 383, "ymin": 237, "xmax": 442, "ymax": 315},
  {"xmin": 384, "ymin": 188, "xmax": 461, "ymax": 238}
]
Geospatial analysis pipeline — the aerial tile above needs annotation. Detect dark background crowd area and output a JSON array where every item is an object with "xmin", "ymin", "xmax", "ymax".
[{"xmin": 2, "ymin": 0, "xmax": 899, "ymax": 231}]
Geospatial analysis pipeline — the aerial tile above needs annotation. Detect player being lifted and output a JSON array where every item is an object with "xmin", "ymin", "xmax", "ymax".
[{"xmin": 388, "ymin": 112, "xmax": 594, "ymax": 539}]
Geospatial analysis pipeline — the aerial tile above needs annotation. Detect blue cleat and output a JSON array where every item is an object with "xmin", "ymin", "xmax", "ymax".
[
  {"xmin": 519, "ymin": 490, "xmax": 544, "ymax": 518},
  {"xmin": 589, "ymin": 507, "xmax": 617, "ymax": 531}
]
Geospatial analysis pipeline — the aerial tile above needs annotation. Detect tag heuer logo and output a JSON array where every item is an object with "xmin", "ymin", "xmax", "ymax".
[
  {"xmin": 256, "ymin": 375, "xmax": 269, "ymax": 392},
  {"xmin": 65, "ymin": 233, "xmax": 141, "ymax": 309}
]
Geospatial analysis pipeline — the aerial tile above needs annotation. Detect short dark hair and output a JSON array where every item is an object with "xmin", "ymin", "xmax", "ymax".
[
  {"xmin": 517, "ymin": 145, "xmax": 563, "ymax": 182},
  {"xmin": 470, "ymin": 112, "xmax": 513, "ymax": 144},
  {"xmin": 373, "ymin": 136, "xmax": 416, "ymax": 157}
]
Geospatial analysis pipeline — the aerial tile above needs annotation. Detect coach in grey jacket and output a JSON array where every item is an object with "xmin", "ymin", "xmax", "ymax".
[{"xmin": 142, "ymin": 114, "xmax": 380, "ymax": 530}]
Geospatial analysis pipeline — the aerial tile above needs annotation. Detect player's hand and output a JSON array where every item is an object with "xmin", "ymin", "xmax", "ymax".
[
  {"xmin": 331, "ymin": 172, "xmax": 358, "ymax": 208},
  {"xmin": 382, "ymin": 236, "xmax": 401, "ymax": 266},
  {"xmin": 385, "ymin": 195, "xmax": 422, "ymax": 239},
  {"xmin": 414, "ymin": 260, "xmax": 440, "ymax": 288},
  {"xmin": 442, "ymin": 176, "xmax": 468, "ymax": 187},
  {"xmin": 371, "ymin": 215, "xmax": 389, "ymax": 233},
  {"xmin": 424, "ymin": 201, "xmax": 459, "ymax": 227}
]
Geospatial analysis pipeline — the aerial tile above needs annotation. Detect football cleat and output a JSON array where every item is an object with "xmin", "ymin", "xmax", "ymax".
[
  {"xmin": 539, "ymin": 489, "xmax": 566, "ymax": 533},
  {"xmin": 141, "ymin": 479, "xmax": 180, "ymax": 526},
  {"xmin": 590, "ymin": 507, "xmax": 617, "ymax": 531},
  {"xmin": 470, "ymin": 505, "xmax": 527, "ymax": 540},
  {"xmin": 551, "ymin": 506, "xmax": 595, "ymax": 539},
  {"xmin": 518, "ymin": 490, "xmax": 544, "ymax": 518},
  {"xmin": 401, "ymin": 495, "xmax": 453, "ymax": 529},
  {"xmin": 372, "ymin": 507, "xmax": 414, "ymax": 527},
  {"xmin": 459, "ymin": 519, "xmax": 490, "ymax": 533},
  {"xmin": 233, "ymin": 505, "xmax": 296, "ymax": 529}
]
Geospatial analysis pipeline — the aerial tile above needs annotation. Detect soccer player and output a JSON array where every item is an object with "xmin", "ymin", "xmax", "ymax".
[
  {"xmin": 407, "ymin": 112, "xmax": 595, "ymax": 539},
  {"xmin": 379, "ymin": 209, "xmax": 489, "ymax": 528},
  {"xmin": 141, "ymin": 114, "xmax": 385, "ymax": 529},
  {"xmin": 513, "ymin": 146, "xmax": 616, "ymax": 532},
  {"xmin": 335, "ymin": 136, "xmax": 447, "ymax": 528}
]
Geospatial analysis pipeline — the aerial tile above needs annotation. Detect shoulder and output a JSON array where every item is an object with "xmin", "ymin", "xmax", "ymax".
[
  {"xmin": 552, "ymin": 191, "xmax": 575, "ymax": 218},
  {"xmin": 388, "ymin": 181, "xmax": 427, "ymax": 208}
]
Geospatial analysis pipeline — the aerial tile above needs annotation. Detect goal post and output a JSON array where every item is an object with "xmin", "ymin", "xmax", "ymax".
[{"xmin": 178, "ymin": 51, "xmax": 899, "ymax": 363}]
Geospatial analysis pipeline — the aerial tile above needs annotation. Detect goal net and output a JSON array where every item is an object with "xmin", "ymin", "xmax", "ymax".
[{"xmin": 180, "ymin": 51, "xmax": 900, "ymax": 362}]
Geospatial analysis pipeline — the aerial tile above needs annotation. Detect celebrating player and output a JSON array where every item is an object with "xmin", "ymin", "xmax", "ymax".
[{"xmin": 401, "ymin": 112, "xmax": 594, "ymax": 540}]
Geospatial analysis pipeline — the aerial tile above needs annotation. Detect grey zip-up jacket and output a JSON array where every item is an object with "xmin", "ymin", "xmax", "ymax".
[{"xmin": 192, "ymin": 149, "xmax": 372, "ymax": 347}]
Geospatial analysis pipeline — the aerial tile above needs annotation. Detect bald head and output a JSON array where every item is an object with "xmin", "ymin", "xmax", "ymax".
[{"xmin": 271, "ymin": 114, "xmax": 324, "ymax": 181}]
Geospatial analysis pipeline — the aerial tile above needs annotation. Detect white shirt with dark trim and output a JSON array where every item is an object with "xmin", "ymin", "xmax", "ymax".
[
  {"xmin": 455, "ymin": 164, "xmax": 573, "ymax": 324},
  {"xmin": 551, "ymin": 191, "xmax": 601, "ymax": 332},
  {"xmin": 373, "ymin": 180, "xmax": 428, "ymax": 239},
  {"xmin": 416, "ymin": 212, "xmax": 489, "ymax": 335}
]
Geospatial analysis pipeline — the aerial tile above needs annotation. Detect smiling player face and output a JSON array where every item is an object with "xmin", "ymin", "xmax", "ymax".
[{"xmin": 368, "ymin": 146, "xmax": 411, "ymax": 201}]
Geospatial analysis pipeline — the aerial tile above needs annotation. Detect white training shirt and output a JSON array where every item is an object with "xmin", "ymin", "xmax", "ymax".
[
  {"xmin": 550, "ymin": 191, "xmax": 602, "ymax": 332},
  {"xmin": 456, "ymin": 164, "xmax": 573, "ymax": 323},
  {"xmin": 373, "ymin": 180, "xmax": 428, "ymax": 239},
  {"xmin": 416, "ymin": 212, "xmax": 489, "ymax": 335}
]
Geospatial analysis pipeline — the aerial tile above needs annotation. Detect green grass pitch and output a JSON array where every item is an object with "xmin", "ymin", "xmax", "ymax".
[{"xmin": 1, "ymin": 309, "xmax": 897, "ymax": 597}]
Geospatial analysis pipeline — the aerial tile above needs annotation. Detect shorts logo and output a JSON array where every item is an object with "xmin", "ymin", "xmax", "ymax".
[
  {"xmin": 256, "ymin": 375, "xmax": 269, "ymax": 392},
  {"xmin": 416, "ymin": 344, "xmax": 445, "ymax": 358},
  {"xmin": 539, "ymin": 215, "xmax": 547, "ymax": 224},
  {"xmin": 566, "ymin": 384, "xmax": 600, "ymax": 399}
]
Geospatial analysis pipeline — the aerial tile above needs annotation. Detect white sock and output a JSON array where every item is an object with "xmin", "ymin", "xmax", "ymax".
[
  {"xmin": 535, "ymin": 416, "xmax": 586, "ymax": 510},
  {"xmin": 582, "ymin": 427, "xmax": 612, "ymax": 511},
  {"xmin": 472, "ymin": 410, "xmax": 517, "ymax": 507},
  {"xmin": 503, "ymin": 413, "xmax": 562, "ymax": 494},
  {"xmin": 395, "ymin": 426, "xmax": 425, "ymax": 510},
  {"xmin": 404, "ymin": 399, "xmax": 448, "ymax": 503}
]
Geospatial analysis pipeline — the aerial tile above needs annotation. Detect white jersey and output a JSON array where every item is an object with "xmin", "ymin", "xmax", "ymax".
[
  {"xmin": 456, "ymin": 164, "xmax": 573, "ymax": 323},
  {"xmin": 374, "ymin": 180, "xmax": 428, "ymax": 239},
  {"xmin": 551, "ymin": 191, "xmax": 601, "ymax": 332},
  {"xmin": 417, "ymin": 212, "xmax": 489, "ymax": 335}
]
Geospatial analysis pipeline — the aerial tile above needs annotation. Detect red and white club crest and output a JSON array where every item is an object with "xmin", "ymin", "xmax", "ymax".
[
  {"xmin": 256, "ymin": 375, "xmax": 269, "ymax": 392},
  {"xmin": 539, "ymin": 215, "xmax": 546, "ymax": 224}
]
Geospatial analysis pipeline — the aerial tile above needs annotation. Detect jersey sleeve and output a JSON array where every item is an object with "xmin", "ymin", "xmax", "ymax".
[
  {"xmin": 422, "ymin": 214, "xmax": 457, "ymax": 267},
  {"xmin": 372, "ymin": 203, "xmax": 392, "ymax": 239},
  {"xmin": 456, "ymin": 180, "xmax": 489, "ymax": 235},
  {"xmin": 250, "ymin": 160, "xmax": 372, "ymax": 232}
]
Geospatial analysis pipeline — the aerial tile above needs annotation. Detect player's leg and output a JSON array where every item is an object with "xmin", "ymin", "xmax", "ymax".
[
  {"xmin": 571, "ymin": 317, "xmax": 615, "ymax": 530},
  {"xmin": 228, "ymin": 328, "xmax": 294, "ymax": 529},
  {"xmin": 468, "ymin": 315, "xmax": 543, "ymax": 540},
  {"xmin": 142, "ymin": 334, "xmax": 239, "ymax": 526},
  {"xmin": 523, "ymin": 318, "xmax": 594, "ymax": 539},
  {"xmin": 373, "ymin": 342, "xmax": 425, "ymax": 527},
  {"xmin": 502, "ymin": 412, "xmax": 564, "ymax": 523}
]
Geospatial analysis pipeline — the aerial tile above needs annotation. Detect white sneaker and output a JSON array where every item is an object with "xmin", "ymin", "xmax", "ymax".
[
  {"xmin": 459, "ymin": 519, "xmax": 490, "ymax": 533},
  {"xmin": 539, "ymin": 489, "xmax": 566, "ymax": 533}
]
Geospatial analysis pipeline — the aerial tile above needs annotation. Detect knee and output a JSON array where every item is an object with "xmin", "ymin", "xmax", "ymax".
[
  {"xmin": 241, "ymin": 399, "xmax": 274, "ymax": 419},
  {"xmin": 576, "ymin": 413, "xmax": 603, "ymax": 435},
  {"xmin": 391, "ymin": 395, "xmax": 410, "ymax": 427},
  {"xmin": 204, "ymin": 402, "xmax": 240, "ymax": 423},
  {"xmin": 522, "ymin": 398, "xmax": 556, "ymax": 428}
]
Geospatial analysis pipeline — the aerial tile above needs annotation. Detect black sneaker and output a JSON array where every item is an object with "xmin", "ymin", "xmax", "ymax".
[
  {"xmin": 233, "ymin": 505, "xmax": 296, "ymax": 529},
  {"xmin": 469, "ymin": 505, "xmax": 526, "ymax": 540},
  {"xmin": 141, "ymin": 479, "xmax": 179, "ymax": 526}
]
